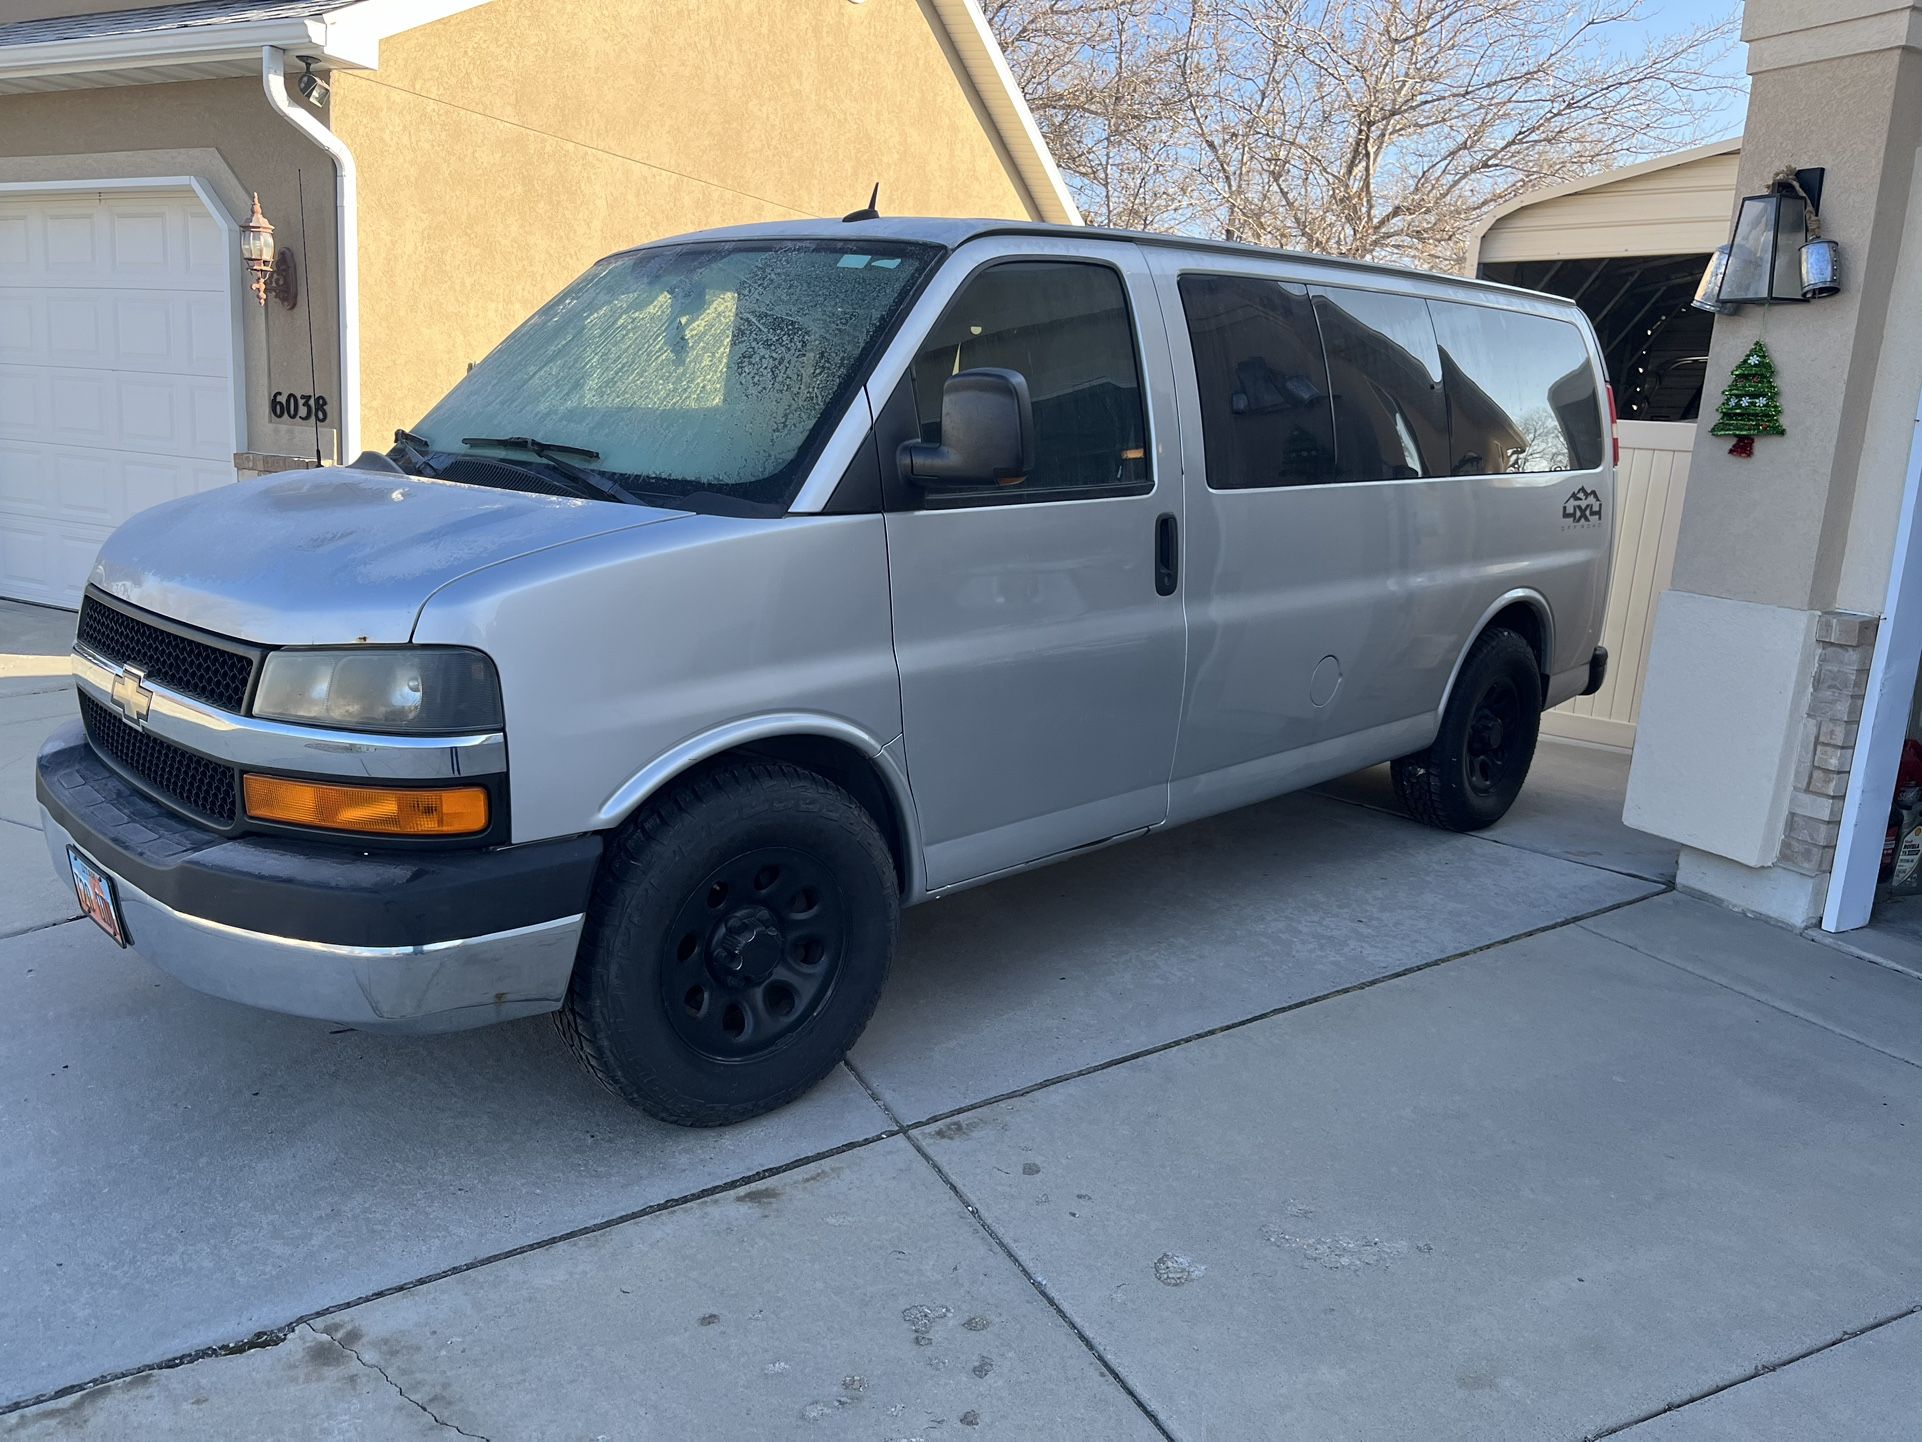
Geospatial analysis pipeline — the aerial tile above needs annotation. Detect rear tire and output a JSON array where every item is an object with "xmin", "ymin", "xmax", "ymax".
[
  {"xmin": 1392, "ymin": 628, "xmax": 1542, "ymax": 832},
  {"xmin": 557, "ymin": 759, "xmax": 897, "ymax": 1126}
]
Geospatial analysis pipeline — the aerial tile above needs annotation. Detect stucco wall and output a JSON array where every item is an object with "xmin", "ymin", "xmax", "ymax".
[
  {"xmin": 331, "ymin": 0, "xmax": 1040, "ymax": 439},
  {"xmin": 1666, "ymin": 47, "xmax": 1922, "ymax": 616},
  {"xmin": 1625, "ymin": 7, "xmax": 1922, "ymax": 925},
  {"xmin": 0, "ymin": 76, "xmax": 343, "ymax": 463}
]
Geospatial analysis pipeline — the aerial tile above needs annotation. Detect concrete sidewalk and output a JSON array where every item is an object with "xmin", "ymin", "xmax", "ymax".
[{"xmin": 2, "ymin": 599, "xmax": 1916, "ymax": 1438}]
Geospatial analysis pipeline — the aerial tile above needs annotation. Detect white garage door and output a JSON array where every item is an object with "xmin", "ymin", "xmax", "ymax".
[{"xmin": 0, "ymin": 189, "xmax": 237, "ymax": 607}]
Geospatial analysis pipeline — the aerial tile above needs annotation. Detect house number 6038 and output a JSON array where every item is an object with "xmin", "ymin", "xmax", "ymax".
[{"xmin": 271, "ymin": 391, "xmax": 331, "ymax": 423}]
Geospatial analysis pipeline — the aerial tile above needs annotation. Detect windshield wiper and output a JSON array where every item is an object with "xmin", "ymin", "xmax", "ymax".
[
  {"xmin": 458, "ymin": 435, "xmax": 633, "ymax": 504},
  {"xmin": 390, "ymin": 428, "xmax": 434, "ymax": 474}
]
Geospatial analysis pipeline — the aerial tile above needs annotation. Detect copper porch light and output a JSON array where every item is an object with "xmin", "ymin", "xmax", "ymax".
[
  {"xmin": 239, "ymin": 193, "xmax": 297, "ymax": 308},
  {"xmin": 240, "ymin": 193, "xmax": 275, "ymax": 302}
]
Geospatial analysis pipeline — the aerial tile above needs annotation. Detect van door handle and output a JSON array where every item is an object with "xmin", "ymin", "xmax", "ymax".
[{"xmin": 1154, "ymin": 512, "xmax": 1179, "ymax": 596}]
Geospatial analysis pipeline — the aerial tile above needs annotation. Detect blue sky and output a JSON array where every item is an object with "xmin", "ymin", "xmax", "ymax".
[{"xmin": 1638, "ymin": 0, "xmax": 1749, "ymax": 141}]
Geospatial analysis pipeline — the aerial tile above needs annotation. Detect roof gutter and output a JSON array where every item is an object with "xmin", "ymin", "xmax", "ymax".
[
  {"xmin": 0, "ymin": 18, "xmax": 371, "ymax": 88},
  {"xmin": 262, "ymin": 44, "xmax": 361, "ymax": 459}
]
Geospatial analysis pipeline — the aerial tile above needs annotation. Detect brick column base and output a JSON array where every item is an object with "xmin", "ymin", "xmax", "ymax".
[{"xmin": 1779, "ymin": 612, "xmax": 1881, "ymax": 876}]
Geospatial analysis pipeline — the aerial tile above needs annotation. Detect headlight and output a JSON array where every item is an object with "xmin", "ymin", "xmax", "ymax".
[{"xmin": 252, "ymin": 648, "xmax": 503, "ymax": 733}]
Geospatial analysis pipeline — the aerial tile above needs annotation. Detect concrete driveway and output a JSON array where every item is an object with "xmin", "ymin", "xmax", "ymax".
[{"xmin": 2, "ymin": 599, "xmax": 1916, "ymax": 1439}]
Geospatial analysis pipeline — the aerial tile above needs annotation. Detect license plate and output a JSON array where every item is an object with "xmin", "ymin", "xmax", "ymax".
[{"xmin": 67, "ymin": 846, "xmax": 128, "ymax": 947}]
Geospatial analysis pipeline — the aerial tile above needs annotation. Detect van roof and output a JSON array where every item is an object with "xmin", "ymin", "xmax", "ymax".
[{"xmin": 611, "ymin": 217, "xmax": 1563, "ymax": 308}]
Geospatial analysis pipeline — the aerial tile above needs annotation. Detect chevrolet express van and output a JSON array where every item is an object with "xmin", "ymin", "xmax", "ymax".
[{"xmin": 37, "ymin": 219, "xmax": 1614, "ymax": 1124}]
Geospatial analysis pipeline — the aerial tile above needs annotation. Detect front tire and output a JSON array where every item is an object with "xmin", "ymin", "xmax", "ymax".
[
  {"xmin": 1392, "ymin": 628, "xmax": 1542, "ymax": 832},
  {"xmin": 557, "ymin": 759, "xmax": 898, "ymax": 1126}
]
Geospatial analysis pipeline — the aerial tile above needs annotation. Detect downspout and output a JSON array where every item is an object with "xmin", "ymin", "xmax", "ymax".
[{"xmin": 261, "ymin": 45, "xmax": 360, "ymax": 458}]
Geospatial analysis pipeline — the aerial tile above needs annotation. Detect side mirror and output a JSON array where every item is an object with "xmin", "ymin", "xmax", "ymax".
[{"xmin": 898, "ymin": 368, "xmax": 1035, "ymax": 489}]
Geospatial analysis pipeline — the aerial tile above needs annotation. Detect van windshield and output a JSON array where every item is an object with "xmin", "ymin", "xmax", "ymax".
[{"xmin": 410, "ymin": 240, "xmax": 936, "ymax": 510}]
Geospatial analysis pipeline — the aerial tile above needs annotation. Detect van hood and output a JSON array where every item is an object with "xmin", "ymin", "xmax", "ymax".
[{"xmin": 89, "ymin": 468, "xmax": 689, "ymax": 645}]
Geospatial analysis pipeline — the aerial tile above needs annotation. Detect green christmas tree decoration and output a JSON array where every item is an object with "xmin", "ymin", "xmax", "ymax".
[{"xmin": 1709, "ymin": 339, "xmax": 1785, "ymax": 459}]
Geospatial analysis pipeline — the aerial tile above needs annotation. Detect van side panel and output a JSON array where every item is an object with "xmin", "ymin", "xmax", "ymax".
[
  {"xmin": 1143, "ymin": 251, "xmax": 1613, "ymax": 827},
  {"xmin": 412, "ymin": 513, "xmax": 905, "ymax": 846}
]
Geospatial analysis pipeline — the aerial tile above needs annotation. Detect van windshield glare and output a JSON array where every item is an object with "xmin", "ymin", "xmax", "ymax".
[{"xmin": 411, "ymin": 240, "xmax": 937, "ymax": 510}]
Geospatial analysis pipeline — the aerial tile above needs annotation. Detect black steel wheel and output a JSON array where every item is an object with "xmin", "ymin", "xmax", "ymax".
[
  {"xmin": 557, "ymin": 759, "xmax": 898, "ymax": 1126},
  {"xmin": 1392, "ymin": 627, "xmax": 1542, "ymax": 832},
  {"xmin": 1465, "ymin": 677, "xmax": 1524, "ymax": 798},
  {"xmin": 663, "ymin": 846, "xmax": 847, "ymax": 1063}
]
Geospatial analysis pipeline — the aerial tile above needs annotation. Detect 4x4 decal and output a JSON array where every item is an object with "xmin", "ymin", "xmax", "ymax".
[{"xmin": 1562, "ymin": 486, "xmax": 1603, "ymax": 525}]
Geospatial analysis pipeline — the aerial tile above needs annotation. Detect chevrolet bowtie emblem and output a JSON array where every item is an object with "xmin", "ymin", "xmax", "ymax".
[{"xmin": 109, "ymin": 665, "xmax": 153, "ymax": 726}]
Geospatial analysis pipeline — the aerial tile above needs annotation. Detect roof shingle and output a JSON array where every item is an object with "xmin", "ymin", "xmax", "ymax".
[{"xmin": 0, "ymin": 0, "xmax": 340, "ymax": 48}]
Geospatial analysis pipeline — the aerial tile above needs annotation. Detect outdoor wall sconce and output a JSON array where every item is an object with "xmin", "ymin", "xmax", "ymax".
[
  {"xmin": 1692, "ymin": 167, "xmax": 1839, "ymax": 312},
  {"xmin": 239, "ymin": 193, "xmax": 298, "ymax": 309}
]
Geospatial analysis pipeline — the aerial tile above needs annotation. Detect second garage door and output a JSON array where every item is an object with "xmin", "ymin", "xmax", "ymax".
[{"xmin": 0, "ymin": 187, "xmax": 237, "ymax": 608}]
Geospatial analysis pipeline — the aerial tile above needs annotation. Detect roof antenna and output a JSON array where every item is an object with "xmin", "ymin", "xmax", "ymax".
[{"xmin": 843, "ymin": 182, "xmax": 880, "ymax": 223}]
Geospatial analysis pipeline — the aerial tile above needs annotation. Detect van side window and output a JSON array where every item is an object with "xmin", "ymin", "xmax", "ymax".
[
  {"xmin": 908, "ymin": 261, "xmax": 1150, "ymax": 497},
  {"xmin": 1313, "ymin": 286, "xmax": 1447, "ymax": 483},
  {"xmin": 1429, "ymin": 301, "xmax": 1605, "ymax": 475},
  {"xmin": 1178, "ymin": 274, "xmax": 1335, "ymax": 489}
]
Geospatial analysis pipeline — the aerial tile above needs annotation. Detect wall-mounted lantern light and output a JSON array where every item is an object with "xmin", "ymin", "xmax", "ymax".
[
  {"xmin": 1692, "ymin": 167, "xmax": 1839, "ymax": 313},
  {"xmin": 239, "ymin": 192, "xmax": 298, "ymax": 309},
  {"xmin": 1691, "ymin": 245, "xmax": 1737, "ymax": 315}
]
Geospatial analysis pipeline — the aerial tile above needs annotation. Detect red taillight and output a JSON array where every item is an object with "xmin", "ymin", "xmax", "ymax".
[{"xmin": 1606, "ymin": 384, "xmax": 1621, "ymax": 467}]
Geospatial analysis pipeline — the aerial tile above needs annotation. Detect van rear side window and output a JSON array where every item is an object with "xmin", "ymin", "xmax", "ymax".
[
  {"xmin": 1177, "ymin": 274, "xmax": 1335, "ymax": 490},
  {"xmin": 1428, "ymin": 301, "xmax": 1605, "ymax": 475},
  {"xmin": 1314, "ymin": 286, "xmax": 1448, "ymax": 483}
]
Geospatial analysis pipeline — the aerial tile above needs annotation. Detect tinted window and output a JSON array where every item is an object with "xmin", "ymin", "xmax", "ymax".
[
  {"xmin": 1429, "ymin": 301, "xmax": 1605, "ymax": 475},
  {"xmin": 1178, "ymin": 274, "xmax": 1334, "ymax": 489},
  {"xmin": 908, "ymin": 261, "xmax": 1148, "ymax": 497},
  {"xmin": 1313, "ymin": 287, "xmax": 1447, "ymax": 482}
]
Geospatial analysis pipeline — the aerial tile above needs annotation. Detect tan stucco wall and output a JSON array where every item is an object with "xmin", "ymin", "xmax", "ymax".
[
  {"xmin": 1625, "ymin": 3, "xmax": 1922, "ymax": 923},
  {"xmin": 1667, "ymin": 47, "xmax": 1922, "ymax": 615},
  {"xmin": 0, "ymin": 76, "xmax": 344, "ymax": 463},
  {"xmin": 331, "ymin": 0, "xmax": 1039, "ymax": 439}
]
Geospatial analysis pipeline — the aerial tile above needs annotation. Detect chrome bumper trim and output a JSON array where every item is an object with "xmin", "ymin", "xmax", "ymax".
[
  {"xmin": 72, "ymin": 644, "xmax": 506, "ymax": 781},
  {"xmin": 43, "ymin": 809, "xmax": 580, "ymax": 1034}
]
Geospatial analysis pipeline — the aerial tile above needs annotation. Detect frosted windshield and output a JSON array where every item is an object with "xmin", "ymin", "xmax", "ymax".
[{"xmin": 413, "ymin": 241, "xmax": 934, "ymax": 506}]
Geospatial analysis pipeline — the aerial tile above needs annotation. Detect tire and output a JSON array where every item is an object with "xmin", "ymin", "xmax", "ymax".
[
  {"xmin": 1391, "ymin": 627, "xmax": 1542, "ymax": 832},
  {"xmin": 556, "ymin": 759, "xmax": 898, "ymax": 1126}
]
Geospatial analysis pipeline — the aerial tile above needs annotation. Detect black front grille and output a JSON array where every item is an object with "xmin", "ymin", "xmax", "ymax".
[
  {"xmin": 76, "ymin": 594, "xmax": 256, "ymax": 712},
  {"xmin": 80, "ymin": 692, "xmax": 237, "ymax": 826}
]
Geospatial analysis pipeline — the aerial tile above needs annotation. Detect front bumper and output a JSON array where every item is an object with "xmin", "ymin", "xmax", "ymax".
[{"xmin": 37, "ymin": 723, "xmax": 602, "ymax": 1033}]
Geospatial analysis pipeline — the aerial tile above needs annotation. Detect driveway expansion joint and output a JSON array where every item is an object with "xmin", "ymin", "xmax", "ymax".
[
  {"xmin": 1311, "ymin": 785, "xmax": 1675, "ymax": 886},
  {"xmin": 1577, "ymin": 921, "xmax": 1922, "ymax": 1070},
  {"xmin": 308, "ymin": 1323, "xmax": 488, "ymax": 1441},
  {"xmin": 895, "ymin": 886, "xmax": 1672, "ymax": 1134},
  {"xmin": 1, "ymin": 913, "xmax": 85, "ymax": 943},
  {"xmin": 1582, "ymin": 1304, "xmax": 1922, "ymax": 1439},
  {"xmin": 0, "ymin": 1127, "xmax": 903, "ymax": 1417},
  {"xmin": 845, "ymin": 1059, "xmax": 1178, "ymax": 1441}
]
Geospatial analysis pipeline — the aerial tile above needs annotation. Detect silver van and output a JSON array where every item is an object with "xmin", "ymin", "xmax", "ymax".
[{"xmin": 37, "ymin": 219, "xmax": 1615, "ymax": 1124}]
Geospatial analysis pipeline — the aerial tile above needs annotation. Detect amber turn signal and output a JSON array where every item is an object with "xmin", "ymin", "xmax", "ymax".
[{"xmin": 242, "ymin": 775, "xmax": 490, "ymax": 836}]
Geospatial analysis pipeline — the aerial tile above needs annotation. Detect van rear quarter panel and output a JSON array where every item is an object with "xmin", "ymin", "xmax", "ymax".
[{"xmin": 411, "ymin": 513, "xmax": 903, "ymax": 845}]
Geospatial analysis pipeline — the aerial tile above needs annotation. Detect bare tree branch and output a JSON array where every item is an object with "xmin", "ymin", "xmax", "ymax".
[{"xmin": 985, "ymin": 0, "xmax": 1741, "ymax": 269}]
